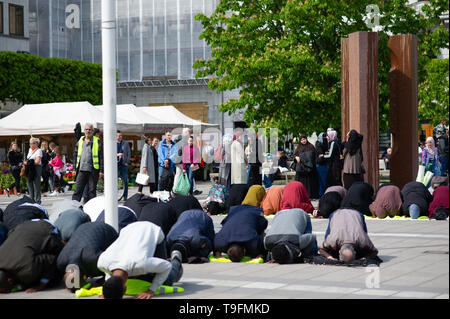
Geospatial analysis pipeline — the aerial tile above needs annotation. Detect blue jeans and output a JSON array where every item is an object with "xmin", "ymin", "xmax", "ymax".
[
  {"xmin": 439, "ymin": 156, "xmax": 449, "ymax": 176},
  {"xmin": 409, "ymin": 204, "xmax": 420, "ymax": 219},
  {"xmin": 316, "ymin": 164, "xmax": 328, "ymax": 197},
  {"xmin": 184, "ymin": 165, "xmax": 195, "ymax": 195},
  {"xmin": 118, "ymin": 164, "xmax": 128, "ymax": 199}
]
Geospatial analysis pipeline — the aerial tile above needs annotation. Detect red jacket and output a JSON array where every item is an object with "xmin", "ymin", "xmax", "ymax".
[{"xmin": 429, "ymin": 186, "xmax": 449, "ymax": 218}]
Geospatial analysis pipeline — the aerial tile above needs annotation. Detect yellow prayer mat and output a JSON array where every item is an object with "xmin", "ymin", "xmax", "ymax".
[
  {"xmin": 208, "ymin": 255, "xmax": 264, "ymax": 263},
  {"xmin": 364, "ymin": 215, "xmax": 429, "ymax": 220},
  {"xmin": 74, "ymin": 279, "xmax": 184, "ymax": 298}
]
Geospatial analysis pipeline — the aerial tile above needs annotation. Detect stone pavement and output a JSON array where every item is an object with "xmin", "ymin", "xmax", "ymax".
[{"xmin": 0, "ymin": 181, "xmax": 448, "ymax": 300}]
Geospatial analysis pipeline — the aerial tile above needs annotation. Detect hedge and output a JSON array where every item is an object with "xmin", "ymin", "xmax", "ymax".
[{"xmin": 0, "ymin": 51, "xmax": 103, "ymax": 105}]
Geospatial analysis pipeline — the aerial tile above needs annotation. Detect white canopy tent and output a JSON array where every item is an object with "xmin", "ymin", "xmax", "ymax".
[
  {"xmin": 0, "ymin": 102, "xmax": 219, "ymax": 137},
  {"xmin": 0, "ymin": 102, "xmax": 106, "ymax": 136},
  {"xmin": 137, "ymin": 105, "xmax": 219, "ymax": 133}
]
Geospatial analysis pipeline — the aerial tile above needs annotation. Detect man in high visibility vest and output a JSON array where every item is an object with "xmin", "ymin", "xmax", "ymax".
[{"xmin": 72, "ymin": 123, "xmax": 104, "ymax": 203}]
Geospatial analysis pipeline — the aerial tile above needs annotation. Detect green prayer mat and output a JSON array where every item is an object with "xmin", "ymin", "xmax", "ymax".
[
  {"xmin": 208, "ymin": 255, "xmax": 264, "ymax": 263},
  {"xmin": 74, "ymin": 279, "xmax": 184, "ymax": 298}
]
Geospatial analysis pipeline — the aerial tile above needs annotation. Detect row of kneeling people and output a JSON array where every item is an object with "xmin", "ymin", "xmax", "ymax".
[{"xmin": 0, "ymin": 179, "xmax": 448, "ymax": 298}]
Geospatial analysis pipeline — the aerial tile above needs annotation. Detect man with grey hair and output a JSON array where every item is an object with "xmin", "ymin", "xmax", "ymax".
[
  {"xmin": 72, "ymin": 123, "xmax": 103, "ymax": 203},
  {"xmin": 318, "ymin": 208, "xmax": 378, "ymax": 263}
]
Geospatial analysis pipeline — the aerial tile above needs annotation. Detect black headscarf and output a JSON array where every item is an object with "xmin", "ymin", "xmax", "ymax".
[
  {"xmin": 318, "ymin": 191, "xmax": 343, "ymax": 218},
  {"xmin": 346, "ymin": 130, "xmax": 363, "ymax": 156},
  {"xmin": 226, "ymin": 184, "xmax": 249, "ymax": 213},
  {"xmin": 340, "ymin": 182, "xmax": 374, "ymax": 216},
  {"xmin": 295, "ymin": 134, "xmax": 315, "ymax": 155}
]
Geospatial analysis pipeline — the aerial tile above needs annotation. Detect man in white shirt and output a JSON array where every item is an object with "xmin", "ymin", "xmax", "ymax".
[{"xmin": 97, "ymin": 221, "xmax": 182, "ymax": 299}]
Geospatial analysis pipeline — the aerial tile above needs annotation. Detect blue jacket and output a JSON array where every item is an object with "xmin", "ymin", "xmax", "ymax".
[
  {"xmin": 166, "ymin": 209, "xmax": 215, "ymax": 258},
  {"xmin": 157, "ymin": 139, "xmax": 177, "ymax": 169},
  {"xmin": 214, "ymin": 204, "xmax": 268, "ymax": 257}
]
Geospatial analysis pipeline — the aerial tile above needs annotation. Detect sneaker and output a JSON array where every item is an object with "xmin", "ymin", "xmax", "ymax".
[
  {"xmin": 64, "ymin": 185, "xmax": 70, "ymax": 193},
  {"xmin": 49, "ymin": 191, "xmax": 59, "ymax": 197},
  {"xmin": 193, "ymin": 190, "xmax": 203, "ymax": 195},
  {"xmin": 171, "ymin": 250, "xmax": 182, "ymax": 263}
]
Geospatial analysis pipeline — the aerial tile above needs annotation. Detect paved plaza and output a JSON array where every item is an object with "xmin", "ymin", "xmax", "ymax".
[{"xmin": 0, "ymin": 181, "xmax": 448, "ymax": 300}]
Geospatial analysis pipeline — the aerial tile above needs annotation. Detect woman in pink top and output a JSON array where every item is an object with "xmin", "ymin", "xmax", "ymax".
[
  {"xmin": 182, "ymin": 136, "xmax": 201, "ymax": 195},
  {"xmin": 48, "ymin": 146, "xmax": 68, "ymax": 196}
]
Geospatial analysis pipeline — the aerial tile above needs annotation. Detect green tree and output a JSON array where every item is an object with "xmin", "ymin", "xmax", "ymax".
[
  {"xmin": 194, "ymin": 0, "xmax": 449, "ymax": 136},
  {"xmin": 0, "ymin": 52, "xmax": 103, "ymax": 106},
  {"xmin": 418, "ymin": 58, "xmax": 449, "ymax": 125}
]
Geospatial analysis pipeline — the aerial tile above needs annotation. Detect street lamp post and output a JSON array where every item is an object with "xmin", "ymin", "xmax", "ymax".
[{"xmin": 101, "ymin": 0, "xmax": 118, "ymax": 231}]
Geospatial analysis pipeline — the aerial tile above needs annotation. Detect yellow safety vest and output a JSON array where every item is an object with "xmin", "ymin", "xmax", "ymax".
[{"xmin": 76, "ymin": 136, "xmax": 100, "ymax": 170}]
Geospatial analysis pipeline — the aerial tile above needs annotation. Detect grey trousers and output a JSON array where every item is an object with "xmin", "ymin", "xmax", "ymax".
[{"xmin": 28, "ymin": 165, "xmax": 42, "ymax": 204}]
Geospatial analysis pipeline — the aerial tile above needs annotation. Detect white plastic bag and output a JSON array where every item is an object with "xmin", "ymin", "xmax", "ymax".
[
  {"xmin": 422, "ymin": 170, "xmax": 434, "ymax": 187},
  {"xmin": 416, "ymin": 164, "xmax": 425, "ymax": 183}
]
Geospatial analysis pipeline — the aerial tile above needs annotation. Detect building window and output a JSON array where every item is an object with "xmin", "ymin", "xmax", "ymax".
[
  {"xmin": 9, "ymin": 4, "xmax": 24, "ymax": 36},
  {"xmin": 0, "ymin": 2, "xmax": 3, "ymax": 34}
]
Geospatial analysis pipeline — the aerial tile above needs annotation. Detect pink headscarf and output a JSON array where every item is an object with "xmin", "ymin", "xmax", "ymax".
[
  {"xmin": 425, "ymin": 136, "xmax": 437, "ymax": 156},
  {"xmin": 327, "ymin": 130, "xmax": 337, "ymax": 141}
]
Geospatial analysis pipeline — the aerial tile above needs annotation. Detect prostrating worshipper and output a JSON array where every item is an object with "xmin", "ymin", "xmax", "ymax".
[
  {"xmin": 54, "ymin": 208, "xmax": 91, "ymax": 243},
  {"xmin": 167, "ymin": 194, "xmax": 203, "ymax": 220},
  {"xmin": 264, "ymin": 208, "xmax": 317, "ymax": 264},
  {"xmin": 319, "ymin": 208, "xmax": 379, "ymax": 264},
  {"xmin": 428, "ymin": 185, "xmax": 449, "ymax": 220},
  {"xmin": 57, "ymin": 222, "xmax": 118, "ymax": 290},
  {"xmin": 0, "ymin": 220, "xmax": 65, "ymax": 293},
  {"xmin": 2, "ymin": 198, "xmax": 49, "ymax": 231},
  {"xmin": 123, "ymin": 193, "xmax": 158, "ymax": 219},
  {"xmin": 401, "ymin": 181, "xmax": 433, "ymax": 219},
  {"xmin": 280, "ymin": 181, "xmax": 314, "ymax": 214},
  {"xmin": 369, "ymin": 185, "xmax": 403, "ymax": 219},
  {"xmin": 324, "ymin": 185, "xmax": 347, "ymax": 199},
  {"xmin": 340, "ymin": 182, "xmax": 374, "ymax": 216},
  {"xmin": 260, "ymin": 186, "xmax": 284, "ymax": 216},
  {"xmin": 96, "ymin": 206, "xmax": 137, "ymax": 232},
  {"xmin": 225, "ymin": 183, "xmax": 249, "ymax": 213},
  {"xmin": 166, "ymin": 209, "xmax": 215, "ymax": 263},
  {"xmin": 241, "ymin": 185, "xmax": 266, "ymax": 207},
  {"xmin": 138, "ymin": 202, "xmax": 178, "ymax": 236},
  {"xmin": 97, "ymin": 222, "xmax": 183, "ymax": 299},
  {"xmin": 214, "ymin": 204, "xmax": 268, "ymax": 262},
  {"xmin": 315, "ymin": 191, "xmax": 343, "ymax": 219}
]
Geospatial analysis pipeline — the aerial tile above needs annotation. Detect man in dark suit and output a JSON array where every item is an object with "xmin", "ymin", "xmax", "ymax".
[
  {"xmin": 57, "ymin": 222, "xmax": 118, "ymax": 290},
  {"xmin": 0, "ymin": 220, "xmax": 64, "ymax": 293}
]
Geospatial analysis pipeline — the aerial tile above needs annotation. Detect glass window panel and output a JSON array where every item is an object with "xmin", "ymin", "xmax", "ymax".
[
  {"xmin": 9, "ymin": 4, "xmax": 24, "ymax": 36},
  {"xmin": 142, "ymin": 0, "xmax": 154, "ymax": 77},
  {"xmin": 117, "ymin": 0, "xmax": 129, "ymax": 81},
  {"xmin": 129, "ymin": 0, "xmax": 140, "ymax": 80},
  {"xmin": 0, "ymin": 2, "xmax": 3, "ymax": 34}
]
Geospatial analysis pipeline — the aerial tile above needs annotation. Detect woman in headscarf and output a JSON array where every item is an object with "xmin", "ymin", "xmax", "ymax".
[
  {"xmin": 422, "ymin": 137, "xmax": 441, "ymax": 185},
  {"xmin": 293, "ymin": 134, "xmax": 319, "ymax": 199},
  {"xmin": 369, "ymin": 185, "xmax": 403, "ymax": 219},
  {"xmin": 226, "ymin": 184, "xmax": 249, "ymax": 213},
  {"xmin": 324, "ymin": 130, "xmax": 343, "ymax": 188},
  {"xmin": 428, "ymin": 185, "xmax": 449, "ymax": 219},
  {"xmin": 401, "ymin": 181, "xmax": 433, "ymax": 219},
  {"xmin": 315, "ymin": 132, "xmax": 329, "ymax": 198},
  {"xmin": 261, "ymin": 186, "xmax": 284, "ymax": 216},
  {"xmin": 340, "ymin": 182, "xmax": 374, "ymax": 216},
  {"xmin": 342, "ymin": 130, "xmax": 365, "ymax": 190},
  {"xmin": 242, "ymin": 185, "xmax": 266, "ymax": 207},
  {"xmin": 316, "ymin": 191, "xmax": 343, "ymax": 219},
  {"xmin": 324, "ymin": 185, "xmax": 347, "ymax": 199},
  {"xmin": 280, "ymin": 181, "xmax": 314, "ymax": 214}
]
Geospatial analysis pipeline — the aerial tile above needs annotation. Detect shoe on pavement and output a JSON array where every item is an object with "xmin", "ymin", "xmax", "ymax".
[
  {"xmin": 49, "ymin": 191, "xmax": 59, "ymax": 197},
  {"xmin": 193, "ymin": 190, "xmax": 202, "ymax": 195},
  {"xmin": 64, "ymin": 185, "xmax": 70, "ymax": 193}
]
